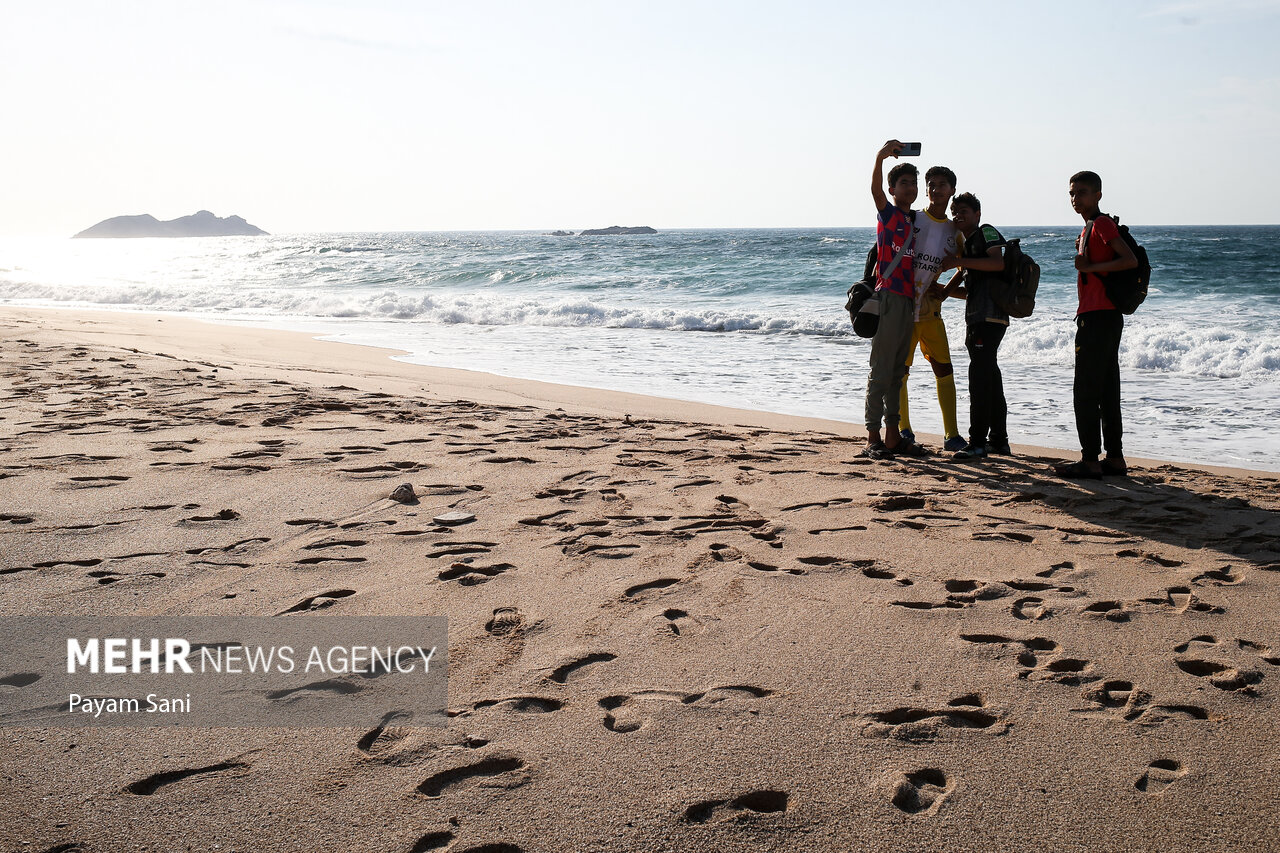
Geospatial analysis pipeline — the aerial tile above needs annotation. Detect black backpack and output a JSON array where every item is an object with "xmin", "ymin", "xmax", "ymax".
[
  {"xmin": 988, "ymin": 238, "xmax": 1040, "ymax": 318},
  {"xmin": 845, "ymin": 245, "xmax": 877, "ymax": 319},
  {"xmin": 845, "ymin": 245, "xmax": 879, "ymax": 337},
  {"xmin": 1091, "ymin": 215, "xmax": 1150, "ymax": 314}
]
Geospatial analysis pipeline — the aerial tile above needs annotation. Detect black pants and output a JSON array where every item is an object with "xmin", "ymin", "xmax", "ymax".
[
  {"xmin": 965, "ymin": 322, "xmax": 1007, "ymax": 446},
  {"xmin": 1073, "ymin": 310, "xmax": 1124, "ymax": 460}
]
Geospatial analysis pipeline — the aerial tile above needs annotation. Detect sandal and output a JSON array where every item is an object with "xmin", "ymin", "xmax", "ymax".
[
  {"xmin": 862, "ymin": 442, "xmax": 894, "ymax": 460},
  {"xmin": 1053, "ymin": 460, "xmax": 1102, "ymax": 480},
  {"xmin": 891, "ymin": 439, "xmax": 930, "ymax": 458}
]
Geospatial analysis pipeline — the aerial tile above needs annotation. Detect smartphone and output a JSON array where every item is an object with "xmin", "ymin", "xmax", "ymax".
[{"xmin": 898, "ymin": 142, "xmax": 922, "ymax": 157}]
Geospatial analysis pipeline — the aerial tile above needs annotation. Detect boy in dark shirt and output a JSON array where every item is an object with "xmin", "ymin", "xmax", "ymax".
[
  {"xmin": 1055, "ymin": 171, "xmax": 1138, "ymax": 479},
  {"xmin": 939, "ymin": 193, "xmax": 1008, "ymax": 459},
  {"xmin": 864, "ymin": 139, "xmax": 924, "ymax": 458}
]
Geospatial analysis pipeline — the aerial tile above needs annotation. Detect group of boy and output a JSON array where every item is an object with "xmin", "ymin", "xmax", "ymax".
[{"xmin": 863, "ymin": 139, "xmax": 1138, "ymax": 478}]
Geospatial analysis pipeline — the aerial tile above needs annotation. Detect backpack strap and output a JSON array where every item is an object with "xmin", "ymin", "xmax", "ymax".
[
  {"xmin": 880, "ymin": 212, "xmax": 916, "ymax": 284},
  {"xmin": 1079, "ymin": 218, "xmax": 1096, "ymax": 288}
]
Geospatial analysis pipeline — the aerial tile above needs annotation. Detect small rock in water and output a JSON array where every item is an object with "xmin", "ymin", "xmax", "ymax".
[
  {"xmin": 433, "ymin": 511, "xmax": 475, "ymax": 526},
  {"xmin": 389, "ymin": 483, "xmax": 417, "ymax": 504}
]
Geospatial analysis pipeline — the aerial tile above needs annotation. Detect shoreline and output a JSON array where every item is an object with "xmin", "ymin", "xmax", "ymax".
[{"xmin": 1, "ymin": 305, "xmax": 1267, "ymax": 480}]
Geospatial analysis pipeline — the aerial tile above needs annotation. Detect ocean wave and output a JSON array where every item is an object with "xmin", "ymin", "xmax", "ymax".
[
  {"xmin": 4, "ymin": 275, "xmax": 1278, "ymax": 380},
  {"xmin": 0, "ymin": 279, "xmax": 851, "ymax": 337},
  {"xmin": 1005, "ymin": 317, "xmax": 1280, "ymax": 379}
]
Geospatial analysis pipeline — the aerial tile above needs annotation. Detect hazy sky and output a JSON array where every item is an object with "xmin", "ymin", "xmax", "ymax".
[{"xmin": 4, "ymin": 0, "xmax": 1278, "ymax": 234}]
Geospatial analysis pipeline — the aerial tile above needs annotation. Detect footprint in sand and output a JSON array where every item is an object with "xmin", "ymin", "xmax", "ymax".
[
  {"xmin": 889, "ymin": 768, "xmax": 954, "ymax": 815},
  {"xmin": 858, "ymin": 693, "xmax": 1006, "ymax": 741},
  {"xmin": 1013, "ymin": 597, "xmax": 1049, "ymax": 620},
  {"xmin": 485, "ymin": 607, "xmax": 525, "ymax": 636},
  {"xmin": 1035, "ymin": 561, "xmax": 1077, "ymax": 578},
  {"xmin": 682, "ymin": 789, "xmax": 789, "ymax": 823},
  {"xmin": 0, "ymin": 672, "xmax": 42, "ymax": 688},
  {"xmin": 1074, "ymin": 678, "xmax": 1213, "ymax": 725},
  {"xmin": 659, "ymin": 608, "xmax": 703, "ymax": 636},
  {"xmin": 439, "ymin": 562, "xmax": 515, "ymax": 586},
  {"xmin": 782, "ymin": 497, "xmax": 854, "ymax": 511},
  {"xmin": 599, "ymin": 685, "xmax": 773, "ymax": 733},
  {"xmin": 862, "ymin": 566, "xmax": 913, "ymax": 586},
  {"xmin": 1237, "ymin": 638, "xmax": 1280, "ymax": 667},
  {"xmin": 1139, "ymin": 586, "xmax": 1224, "ymax": 615},
  {"xmin": 1173, "ymin": 635, "xmax": 1219, "ymax": 653},
  {"xmin": 124, "ymin": 759, "xmax": 251, "ymax": 796},
  {"xmin": 1076, "ymin": 680, "xmax": 1154, "ymax": 720},
  {"xmin": 416, "ymin": 753, "xmax": 529, "ymax": 798},
  {"xmin": 547, "ymin": 652, "xmax": 617, "ymax": 684},
  {"xmin": 357, "ymin": 710, "xmax": 419, "ymax": 756},
  {"xmin": 623, "ymin": 577, "xmax": 680, "ymax": 600},
  {"xmin": 408, "ymin": 830, "xmax": 455, "ymax": 852},
  {"xmin": 1175, "ymin": 658, "xmax": 1263, "ymax": 692},
  {"xmin": 1080, "ymin": 600, "xmax": 1131, "ymax": 623},
  {"xmin": 708, "ymin": 543, "xmax": 743, "ymax": 562},
  {"xmin": 1192, "ymin": 566, "xmax": 1244, "ymax": 586},
  {"xmin": 960, "ymin": 634, "xmax": 1091, "ymax": 684},
  {"xmin": 426, "ymin": 542, "xmax": 497, "ymax": 559},
  {"xmin": 276, "ymin": 589, "xmax": 356, "ymax": 615},
  {"xmin": 462, "ymin": 696, "xmax": 564, "ymax": 716},
  {"xmin": 747, "ymin": 561, "xmax": 806, "ymax": 577},
  {"xmin": 1117, "ymin": 549, "xmax": 1184, "ymax": 568},
  {"xmin": 871, "ymin": 494, "xmax": 927, "ymax": 512},
  {"xmin": 1135, "ymin": 759, "xmax": 1187, "ymax": 795}
]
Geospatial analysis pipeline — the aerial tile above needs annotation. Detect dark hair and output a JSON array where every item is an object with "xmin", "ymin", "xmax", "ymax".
[
  {"xmin": 925, "ymin": 165, "xmax": 957, "ymax": 188},
  {"xmin": 887, "ymin": 162, "xmax": 918, "ymax": 187},
  {"xmin": 1070, "ymin": 170, "xmax": 1102, "ymax": 192},
  {"xmin": 952, "ymin": 192, "xmax": 981, "ymax": 214}
]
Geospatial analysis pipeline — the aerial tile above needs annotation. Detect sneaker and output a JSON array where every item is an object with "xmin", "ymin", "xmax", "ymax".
[
  {"xmin": 943, "ymin": 435, "xmax": 967, "ymax": 453},
  {"xmin": 952, "ymin": 443, "xmax": 987, "ymax": 460},
  {"xmin": 899, "ymin": 429, "xmax": 916, "ymax": 443},
  {"xmin": 985, "ymin": 440, "xmax": 1012, "ymax": 456}
]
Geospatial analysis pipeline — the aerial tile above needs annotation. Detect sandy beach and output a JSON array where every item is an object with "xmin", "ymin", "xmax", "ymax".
[{"xmin": 2, "ymin": 306, "xmax": 1279, "ymax": 853}]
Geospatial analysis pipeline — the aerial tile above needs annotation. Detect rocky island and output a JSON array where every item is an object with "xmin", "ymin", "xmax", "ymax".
[
  {"xmin": 578, "ymin": 225, "xmax": 657, "ymax": 236},
  {"xmin": 73, "ymin": 210, "xmax": 268, "ymax": 238}
]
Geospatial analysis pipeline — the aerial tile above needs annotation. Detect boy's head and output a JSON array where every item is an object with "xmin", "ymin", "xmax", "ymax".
[
  {"xmin": 924, "ymin": 166, "xmax": 957, "ymax": 209},
  {"xmin": 887, "ymin": 162, "xmax": 919, "ymax": 208},
  {"xmin": 950, "ymin": 192, "xmax": 980, "ymax": 233},
  {"xmin": 1068, "ymin": 170, "xmax": 1103, "ymax": 217}
]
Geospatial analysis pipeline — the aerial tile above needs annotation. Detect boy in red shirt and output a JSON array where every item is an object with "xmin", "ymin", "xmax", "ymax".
[
  {"xmin": 864, "ymin": 139, "xmax": 923, "ymax": 458},
  {"xmin": 1054, "ymin": 171, "xmax": 1138, "ymax": 479}
]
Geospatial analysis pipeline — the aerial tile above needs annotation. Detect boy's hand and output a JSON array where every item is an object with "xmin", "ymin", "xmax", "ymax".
[
  {"xmin": 1073, "ymin": 256, "xmax": 1096, "ymax": 273},
  {"xmin": 939, "ymin": 255, "xmax": 960, "ymax": 272},
  {"xmin": 878, "ymin": 139, "xmax": 904, "ymax": 160},
  {"xmin": 927, "ymin": 282, "xmax": 947, "ymax": 300}
]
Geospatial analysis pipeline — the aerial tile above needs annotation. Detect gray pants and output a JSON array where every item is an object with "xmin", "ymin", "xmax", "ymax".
[{"xmin": 864, "ymin": 290, "xmax": 915, "ymax": 432}]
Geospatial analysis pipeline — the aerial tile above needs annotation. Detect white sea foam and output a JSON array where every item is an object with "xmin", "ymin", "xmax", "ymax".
[{"xmin": 5, "ymin": 275, "xmax": 1276, "ymax": 383}]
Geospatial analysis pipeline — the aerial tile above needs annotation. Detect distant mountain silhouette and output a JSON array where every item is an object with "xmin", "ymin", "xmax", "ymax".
[
  {"xmin": 73, "ymin": 210, "xmax": 268, "ymax": 238},
  {"xmin": 579, "ymin": 225, "xmax": 657, "ymax": 236}
]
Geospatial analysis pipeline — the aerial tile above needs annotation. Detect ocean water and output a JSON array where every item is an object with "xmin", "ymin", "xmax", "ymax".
[{"xmin": 2, "ymin": 226, "xmax": 1278, "ymax": 471}]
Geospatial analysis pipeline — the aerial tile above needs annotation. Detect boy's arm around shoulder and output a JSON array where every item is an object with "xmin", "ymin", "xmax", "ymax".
[{"xmin": 941, "ymin": 226, "xmax": 1003, "ymax": 273}]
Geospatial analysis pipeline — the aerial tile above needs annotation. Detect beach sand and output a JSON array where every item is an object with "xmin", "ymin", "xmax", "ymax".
[{"xmin": 2, "ymin": 306, "xmax": 1278, "ymax": 853}]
